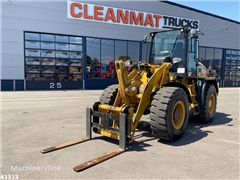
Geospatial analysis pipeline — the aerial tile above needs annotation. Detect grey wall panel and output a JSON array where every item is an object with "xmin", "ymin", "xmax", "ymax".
[
  {"xmin": 2, "ymin": 3, "xmax": 68, "ymax": 24},
  {"xmin": 1, "ymin": 29, "xmax": 24, "ymax": 79},
  {"xmin": 199, "ymin": 37, "xmax": 239, "ymax": 49},
  {"xmin": 1, "ymin": 63, "xmax": 24, "ymax": 79},
  {"xmin": 2, "ymin": 41, "xmax": 23, "ymax": 57},
  {"xmin": 1, "ymin": 2, "xmax": 153, "ymax": 41},
  {"xmin": 1, "ymin": 29, "xmax": 23, "ymax": 43},
  {"xmin": 1, "ymin": 0, "xmax": 239, "ymax": 80},
  {"xmin": 2, "ymin": 54, "xmax": 24, "ymax": 68},
  {"xmin": 2, "ymin": 1, "xmax": 239, "ymax": 44}
]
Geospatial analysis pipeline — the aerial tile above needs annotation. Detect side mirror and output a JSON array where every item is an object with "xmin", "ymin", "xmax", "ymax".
[
  {"xmin": 142, "ymin": 35, "xmax": 148, "ymax": 43},
  {"xmin": 190, "ymin": 29, "xmax": 197, "ymax": 37}
]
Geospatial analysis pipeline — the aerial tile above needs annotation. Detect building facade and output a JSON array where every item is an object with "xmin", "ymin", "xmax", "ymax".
[{"xmin": 1, "ymin": 0, "xmax": 240, "ymax": 91}]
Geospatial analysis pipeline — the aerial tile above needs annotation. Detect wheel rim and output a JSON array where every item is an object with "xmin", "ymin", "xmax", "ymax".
[
  {"xmin": 172, "ymin": 100, "xmax": 186, "ymax": 130},
  {"xmin": 208, "ymin": 94, "xmax": 216, "ymax": 114}
]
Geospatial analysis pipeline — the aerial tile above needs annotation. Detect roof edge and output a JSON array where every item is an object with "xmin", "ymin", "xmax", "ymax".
[{"xmin": 161, "ymin": 1, "xmax": 240, "ymax": 25}]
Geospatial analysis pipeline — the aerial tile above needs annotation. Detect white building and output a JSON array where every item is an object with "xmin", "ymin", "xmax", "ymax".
[{"xmin": 1, "ymin": 0, "xmax": 239, "ymax": 90}]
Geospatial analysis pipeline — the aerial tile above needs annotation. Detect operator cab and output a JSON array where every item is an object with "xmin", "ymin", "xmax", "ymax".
[
  {"xmin": 149, "ymin": 29, "xmax": 186, "ymax": 64},
  {"xmin": 146, "ymin": 28, "xmax": 200, "ymax": 79}
]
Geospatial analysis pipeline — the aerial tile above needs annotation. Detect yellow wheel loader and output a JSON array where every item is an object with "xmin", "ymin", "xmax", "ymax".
[{"xmin": 41, "ymin": 28, "xmax": 219, "ymax": 172}]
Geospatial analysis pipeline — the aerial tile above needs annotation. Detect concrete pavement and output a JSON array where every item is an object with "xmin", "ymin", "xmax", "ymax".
[{"xmin": 1, "ymin": 88, "xmax": 239, "ymax": 179}]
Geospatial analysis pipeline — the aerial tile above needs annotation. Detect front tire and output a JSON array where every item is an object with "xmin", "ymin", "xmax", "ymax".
[
  {"xmin": 93, "ymin": 85, "xmax": 118, "ymax": 133},
  {"xmin": 150, "ymin": 87, "xmax": 189, "ymax": 142},
  {"xmin": 99, "ymin": 84, "xmax": 118, "ymax": 105}
]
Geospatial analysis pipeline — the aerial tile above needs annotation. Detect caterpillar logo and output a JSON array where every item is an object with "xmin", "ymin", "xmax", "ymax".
[{"xmin": 67, "ymin": 1, "xmax": 199, "ymax": 30}]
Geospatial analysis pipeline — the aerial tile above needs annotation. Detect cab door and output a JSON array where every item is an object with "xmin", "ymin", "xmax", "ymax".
[{"xmin": 187, "ymin": 36, "xmax": 198, "ymax": 77}]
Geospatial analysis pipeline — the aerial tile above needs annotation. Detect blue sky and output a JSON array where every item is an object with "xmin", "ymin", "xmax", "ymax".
[{"xmin": 169, "ymin": 0, "xmax": 240, "ymax": 22}]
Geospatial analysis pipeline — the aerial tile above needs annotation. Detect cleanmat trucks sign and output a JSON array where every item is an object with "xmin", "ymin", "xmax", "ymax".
[{"xmin": 67, "ymin": 1, "xmax": 199, "ymax": 30}]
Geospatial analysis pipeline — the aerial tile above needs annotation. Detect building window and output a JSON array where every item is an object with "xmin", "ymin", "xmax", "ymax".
[
  {"xmin": 126, "ymin": 41, "xmax": 140, "ymax": 73},
  {"xmin": 115, "ymin": 40, "xmax": 127, "ymax": 61},
  {"xmin": 142, "ymin": 42, "xmax": 150, "ymax": 62},
  {"xmin": 128, "ymin": 41, "xmax": 140, "ymax": 63},
  {"xmin": 101, "ymin": 39, "xmax": 115, "ymax": 79},
  {"xmin": 237, "ymin": 51, "xmax": 240, "ymax": 81},
  {"xmin": 86, "ymin": 38, "xmax": 141, "ymax": 79},
  {"xmin": 86, "ymin": 38, "xmax": 101, "ymax": 78},
  {"xmin": 24, "ymin": 32, "xmax": 83, "ymax": 81},
  {"xmin": 199, "ymin": 47, "xmax": 206, "ymax": 61},
  {"xmin": 224, "ymin": 49, "xmax": 240, "ymax": 83},
  {"xmin": 199, "ymin": 47, "xmax": 222, "ymax": 79},
  {"xmin": 25, "ymin": 33, "xmax": 40, "ymax": 41},
  {"xmin": 213, "ymin": 49, "xmax": 223, "ymax": 79},
  {"xmin": 206, "ymin": 48, "xmax": 214, "ymax": 62}
]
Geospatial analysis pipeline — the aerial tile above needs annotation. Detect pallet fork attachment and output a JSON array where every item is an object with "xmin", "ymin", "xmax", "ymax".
[{"xmin": 40, "ymin": 108, "xmax": 126, "ymax": 172}]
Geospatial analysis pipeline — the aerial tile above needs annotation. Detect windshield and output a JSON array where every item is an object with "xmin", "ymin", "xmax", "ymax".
[{"xmin": 149, "ymin": 30, "xmax": 183, "ymax": 64}]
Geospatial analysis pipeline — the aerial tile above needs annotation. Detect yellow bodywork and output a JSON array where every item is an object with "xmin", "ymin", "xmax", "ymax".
[
  {"xmin": 94, "ymin": 60, "xmax": 171, "ymax": 142},
  {"xmin": 94, "ymin": 60, "xmax": 199, "ymax": 143}
]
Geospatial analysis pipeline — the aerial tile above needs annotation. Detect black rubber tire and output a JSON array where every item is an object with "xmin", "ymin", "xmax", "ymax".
[
  {"xmin": 150, "ymin": 87, "xmax": 189, "ymax": 142},
  {"xmin": 99, "ymin": 84, "xmax": 118, "ymax": 105},
  {"xmin": 195, "ymin": 84, "xmax": 217, "ymax": 123}
]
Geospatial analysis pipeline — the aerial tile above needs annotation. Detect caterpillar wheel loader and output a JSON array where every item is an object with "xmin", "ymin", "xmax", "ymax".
[{"xmin": 41, "ymin": 28, "xmax": 219, "ymax": 172}]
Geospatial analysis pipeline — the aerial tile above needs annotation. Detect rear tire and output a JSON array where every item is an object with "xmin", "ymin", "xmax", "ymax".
[
  {"xmin": 150, "ymin": 87, "xmax": 189, "ymax": 142},
  {"xmin": 195, "ymin": 84, "xmax": 217, "ymax": 123},
  {"xmin": 99, "ymin": 84, "xmax": 118, "ymax": 105}
]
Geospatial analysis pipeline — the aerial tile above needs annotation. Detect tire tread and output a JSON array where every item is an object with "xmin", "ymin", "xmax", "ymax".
[
  {"xmin": 196, "ymin": 84, "xmax": 217, "ymax": 123},
  {"xmin": 99, "ymin": 85, "xmax": 118, "ymax": 105},
  {"xmin": 150, "ymin": 87, "xmax": 188, "ymax": 141}
]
